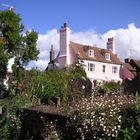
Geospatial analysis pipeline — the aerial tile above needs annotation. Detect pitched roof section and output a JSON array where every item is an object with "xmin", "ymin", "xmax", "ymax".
[
  {"xmin": 70, "ymin": 41, "xmax": 121, "ymax": 65},
  {"xmin": 119, "ymin": 64, "xmax": 135, "ymax": 80},
  {"xmin": 123, "ymin": 63, "xmax": 135, "ymax": 71},
  {"xmin": 131, "ymin": 59, "xmax": 140, "ymax": 68}
]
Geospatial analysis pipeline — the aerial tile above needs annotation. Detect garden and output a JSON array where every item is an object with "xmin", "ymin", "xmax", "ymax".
[{"xmin": 1, "ymin": 65, "xmax": 140, "ymax": 140}]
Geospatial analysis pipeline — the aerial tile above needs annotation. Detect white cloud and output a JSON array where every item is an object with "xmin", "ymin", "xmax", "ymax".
[
  {"xmin": 27, "ymin": 29, "xmax": 59, "ymax": 70},
  {"xmin": 103, "ymin": 23, "xmax": 140, "ymax": 60},
  {"xmin": 26, "ymin": 59, "xmax": 49, "ymax": 71},
  {"xmin": 28, "ymin": 23, "xmax": 140, "ymax": 70},
  {"xmin": 38, "ymin": 50, "xmax": 49, "ymax": 59},
  {"xmin": 34, "ymin": 60, "xmax": 49, "ymax": 70},
  {"xmin": 71, "ymin": 30, "xmax": 105, "ymax": 48},
  {"xmin": 37, "ymin": 29, "xmax": 59, "ymax": 51}
]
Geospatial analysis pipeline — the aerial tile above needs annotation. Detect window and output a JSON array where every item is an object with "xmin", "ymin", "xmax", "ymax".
[
  {"xmin": 105, "ymin": 53, "xmax": 110, "ymax": 60},
  {"xmin": 88, "ymin": 49, "xmax": 94, "ymax": 57},
  {"xmin": 102, "ymin": 65, "xmax": 106, "ymax": 73},
  {"xmin": 112, "ymin": 66, "xmax": 118, "ymax": 73},
  {"xmin": 88, "ymin": 63, "xmax": 95, "ymax": 71}
]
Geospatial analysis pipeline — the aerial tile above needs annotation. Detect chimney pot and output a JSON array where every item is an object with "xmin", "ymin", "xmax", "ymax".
[{"xmin": 64, "ymin": 22, "xmax": 68, "ymax": 28}]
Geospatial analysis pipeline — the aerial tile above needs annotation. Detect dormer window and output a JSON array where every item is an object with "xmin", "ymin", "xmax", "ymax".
[
  {"xmin": 105, "ymin": 53, "xmax": 110, "ymax": 60},
  {"xmin": 88, "ymin": 49, "xmax": 94, "ymax": 57}
]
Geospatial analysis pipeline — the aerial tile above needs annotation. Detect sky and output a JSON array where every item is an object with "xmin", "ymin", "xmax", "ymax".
[{"xmin": 0, "ymin": 0, "xmax": 140, "ymax": 70}]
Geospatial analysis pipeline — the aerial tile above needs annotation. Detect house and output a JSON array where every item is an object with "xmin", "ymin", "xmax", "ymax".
[
  {"xmin": 48, "ymin": 23, "xmax": 122, "ymax": 83},
  {"xmin": 125, "ymin": 58, "xmax": 140, "ymax": 74},
  {"xmin": 119, "ymin": 58, "xmax": 140, "ymax": 82},
  {"xmin": 119, "ymin": 59, "xmax": 136, "ymax": 81},
  {"xmin": 119, "ymin": 58, "xmax": 140, "ymax": 94}
]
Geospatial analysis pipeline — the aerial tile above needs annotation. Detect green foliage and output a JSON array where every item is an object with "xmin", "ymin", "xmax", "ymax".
[
  {"xmin": 0, "ymin": 94, "xmax": 34, "ymax": 139},
  {"xmin": 24, "ymin": 69, "xmax": 69, "ymax": 105},
  {"xmin": 0, "ymin": 10, "xmax": 39, "ymax": 139},
  {"xmin": 135, "ymin": 92, "xmax": 140, "ymax": 111},
  {"xmin": 1, "ymin": 57, "xmax": 88, "ymax": 139},
  {"xmin": 102, "ymin": 81, "xmax": 121, "ymax": 93},
  {"xmin": 118, "ymin": 106, "xmax": 140, "ymax": 140},
  {"xmin": 23, "ymin": 66, "xmax": 87, "ymax": 105},
  {"xmin": 70, "ymin": 64, "xmax": 87, "ymax": 78},
  {"xmin": 0, "ymin": 9, "xmax": 23, "ymax": 55},
  {"xmin": 120, "ymin": 126, "xmax": 136, "ymax": 140},
  {"xmin": 0, "ymin": 122, "xmax": 10, "ymax": 140},
  {"xmin": 0, "ymin": 51, "xmax": 8, "ymax": 78},
  {"xmin": 22, "ymin": 30, "xmax": 39, "ymax": 65},
  {"xmin": 0, "ymin": 9, "xmax": 39, "ymax": 79}
]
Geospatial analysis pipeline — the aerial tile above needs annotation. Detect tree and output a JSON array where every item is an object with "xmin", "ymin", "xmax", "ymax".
[
  {"xmin": 0, "ymin": 8, "xmax": 39, "ymax": 79},
  {"xmin": 0, "ymin": 8, "xmax": 39, "ymax": 139}
]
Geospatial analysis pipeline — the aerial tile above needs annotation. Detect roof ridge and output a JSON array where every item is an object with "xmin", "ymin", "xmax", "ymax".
[
  {"xmin": 70, "ymin": 41, "xmax": 87, "ymax": 47},
  {"xmin": 70, "ymin": 41, "xmax": 110, "ymax": 51}
]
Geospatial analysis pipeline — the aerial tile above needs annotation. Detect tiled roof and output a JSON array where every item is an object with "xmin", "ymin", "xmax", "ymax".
[
  {"xmin": 70, "ymin": 41, "xmax": 121, "ymax": 65},
  {"xmin": 119, "ymin": 64, "xmax": 135, "ymax": 80},
  {"xmin": 131, "ymin": 59, "xmax": 140, "ymax": 68},
  {"xmin": 123, "ymin": 63, "xmax": 135, "ymax": 71}
]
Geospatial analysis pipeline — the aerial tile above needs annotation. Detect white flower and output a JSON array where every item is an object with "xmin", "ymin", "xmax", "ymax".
[
  {"xmin": 112, "ymin": 134, "xmax": 115, "ymax": 137},
  {"xmin": 117, "ymin": 125, "xmax": 121, "ymax": 129},
  {"xmin": 108, "ymin": 133, "xmax": 111, "ymax": 136},
  {"xmin": 101, "ymin": 113, "xmax": 105, "ymax": 116}
]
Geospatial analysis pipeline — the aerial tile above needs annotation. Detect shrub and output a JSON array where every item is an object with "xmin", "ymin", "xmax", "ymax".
[
  {"xmin": 0, "ymin": 94, "xmax": 33, "ymax": 140},
  {"xmin": 102, "ymin": 81, "xmax": 121, "ymax": 93},
  {"xmin": 67, "ymin": 94, "xmax": 135, "ymax": 139},
  {"xmin": 23, "ymin": 66, "xmax": 90, "ymax": 105}
]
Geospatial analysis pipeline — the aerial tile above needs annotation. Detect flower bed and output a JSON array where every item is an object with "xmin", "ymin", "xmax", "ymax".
[{"xmin": 66, "ymin": 93, "xmax": 140, "ymax": 139}]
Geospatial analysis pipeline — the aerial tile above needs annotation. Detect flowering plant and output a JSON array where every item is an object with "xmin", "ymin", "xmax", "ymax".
[{"xmin": 67, "ymin": 93, "xmax": 135, "ymax": 139}]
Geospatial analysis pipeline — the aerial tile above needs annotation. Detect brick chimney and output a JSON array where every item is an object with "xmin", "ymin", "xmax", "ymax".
[
  {"xmin": 50, "ymin": 45, "xmax": 54, "ymax": 62},
  {"xmin": 58, "ymin": 22, "xmax": 70, "ymax": 69},
  {"xmin": 107, "ymin": 37, "xmax": 115, "ymax": 54}
]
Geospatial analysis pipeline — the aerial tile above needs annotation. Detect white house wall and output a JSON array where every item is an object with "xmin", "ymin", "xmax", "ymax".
[{"xmin": 82, "ymin": 60, "xmax": 121, "ymax": 82}]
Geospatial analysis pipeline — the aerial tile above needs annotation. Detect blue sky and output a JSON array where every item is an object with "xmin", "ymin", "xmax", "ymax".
[
  {"xmin": 1, "ymin": 0, "xmax": 140, "ymax": 33},
  {"xmin": 1, "ymin": 0, "xmax": 140, "ymax": 70}
]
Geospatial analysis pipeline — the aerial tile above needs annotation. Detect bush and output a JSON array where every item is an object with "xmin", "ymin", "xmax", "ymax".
[
  {"xmin": 67, "ymin": 94, "xmax": 136, "ymax": 139},
  {"xmin": 102, "ymin": 81, "xmax": 121, "ymax": 93},
  {"xmin": 23, "ymin": 66, "xmax": 90, "ymax": 105},
  {"xmin": 0, "ymin": 94, "xmax": 33, "ymax": 140}
]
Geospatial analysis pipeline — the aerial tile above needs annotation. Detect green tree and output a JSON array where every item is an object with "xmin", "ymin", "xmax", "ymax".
[
  {"xmin": 0, "ymin": 8, "xmax": 39, "ymax": 79},
  {"xmin": 0, "ymin": 8, "xmax": 39, "ymax": 139}
]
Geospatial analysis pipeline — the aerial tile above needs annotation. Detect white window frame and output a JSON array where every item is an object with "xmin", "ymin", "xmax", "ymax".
[
  {"xmin": 102, "ymin": 65, "xmax": 106, "ymax": 73},
  {"xmin": 88, "ymin": 49, "xmax": 94, "ymax": 57},
  {"xmin": 105, "ymin": 53, "xmax": 110, "ymax": 60},
  {"xmin": 88, "ymin": 63, "xmax": 95, "ymax": 72},
  {"xmin": 112, "ymin": 66, "xmax": 118, "ymax": 74}
]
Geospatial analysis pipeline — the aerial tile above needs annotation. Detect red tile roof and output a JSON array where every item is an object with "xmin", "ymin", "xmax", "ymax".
[{"xmin": 70, "ymin": 41, "xmax": 121, "ymax": 65}]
